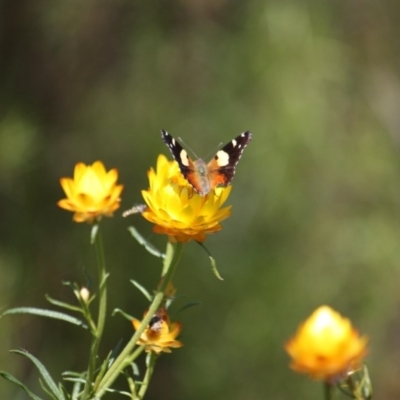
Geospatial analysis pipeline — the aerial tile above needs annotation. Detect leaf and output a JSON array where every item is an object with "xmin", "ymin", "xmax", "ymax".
[
  {"xmin": 0, "ymin": 370, "xmax": 44, "ymax": 400},
  {"xmin": 63, "ymin": 377, "xmax": 86, "ymax": 400},
  {"xmin": 128, "ymin": 226, "xmax": 165, "ymax": 258},
  {"xmin": 45, "ymin": 295, "xmax": 82, "ymax": 313},
  {"xmin": 102, "ymin": 387, "xmax": 131, "ymax": 397},
  {"xmin": 129, "ymin": 362, "xmax": 140, "ymax": 377},
  {"xmin": 177, "ymin": 302, "xmax": 200, "ymax": 314},
  {"xmin": 99, "ymin": 272, "xmax": 110, "ymax": 289},
  {"xmin": 0, "ymin": 307, "xmax": 88, "ymax": 329},
  {"xmin": 58, "ymin": 383, "xmax": 70, "ymax": 400},
  {"xmin": 196, "ymin": 241, "xmax": 224, "ymax": 280},
  {"xmin": 92, "ymin": 352, "xmax": 112, "ymax": 391},
  {"xmin": 71, "ymin": 379, "xmax": 83, "ymax": 400},
  {"xmin": 11, "ymin": 349, "xmax": 65, "ymax": 400},
  {"xmin": 61, "ymin": 371, "xmax": 84, "ymax": 379},
  {"xmin": 112, "ymin": 308, "xmax": 134, "ymax": 322},
  {"xmin": 130, "ymin": 280, "xmax": 152, "ymax": 301},
  {"xmin": 107, "ymin": 339, "xmax": 124, "ymax": 369},
  {"xmin": 91, "ymin": 223, "xmax": 99, "ymax": 244},
  {"xmin": 39, "ymin": 378, "xmax": 59, "ymax": 400}
]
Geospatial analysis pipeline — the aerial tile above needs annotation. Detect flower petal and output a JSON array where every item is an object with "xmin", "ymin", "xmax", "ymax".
[
  {"xmin": 141, "ymin": 155, "xmax": 232, "ymax": 242},
  {"xmin": 58, "ymin": 161, "xmax": 123, "ymax": 223}
]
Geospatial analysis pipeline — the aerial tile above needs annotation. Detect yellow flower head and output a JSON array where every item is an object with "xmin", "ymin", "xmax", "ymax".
[
  {"xmin": 132, "ymin": 307, "xmax": 183, "ymax": 354},
  {"xmin": 285, "ymin": 306, "xmax": 368, "ymax": 381},
  {"xmin": 141, "ymin": 154, "xmax": 232, "ymax": 243},
  {"xmin": 58, "ymin": 161, "xmax": 124, "ymax": 223}
]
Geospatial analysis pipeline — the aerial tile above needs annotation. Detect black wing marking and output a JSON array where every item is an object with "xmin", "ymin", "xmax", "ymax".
[
  {"xmin": 213, "ymin": 131, "xmax": 252, "ymax": 185},
  {"xmin": 161, "ymin": 130, "xmax": 191, "ymax": 175}
]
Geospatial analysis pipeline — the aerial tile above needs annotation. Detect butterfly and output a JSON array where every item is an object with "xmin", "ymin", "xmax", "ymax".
[{"xmin": 161, "ymin": 130, "xmax": 252, "ymax": 196}]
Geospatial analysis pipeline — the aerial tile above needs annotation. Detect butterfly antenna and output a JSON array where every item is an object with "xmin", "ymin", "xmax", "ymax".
[
  {"xmin": 203, "ymin": 142, "xmax": 223, "ymax": 160},
  {"xmin": 177, "ymin": 137, "xmax": 199, "ymax": 159}
]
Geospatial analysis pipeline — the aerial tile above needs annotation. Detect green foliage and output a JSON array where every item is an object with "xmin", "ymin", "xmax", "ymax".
[
  {"xmin": 0, "ymin": 1, "xmax": 399, "ymax": 399},
  {"xmin": 1, "ymin": 308, "xmax": 88, "ymax": 329}
]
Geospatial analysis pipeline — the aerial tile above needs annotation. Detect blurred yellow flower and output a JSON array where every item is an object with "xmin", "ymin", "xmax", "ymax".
[
  {"xmin": 58, "ymin": 161, "xmax": 123, "ymax": 223},
  {"xmin": 141, "ymin": 154, "xmax": 232, "ymax": 242},
  {"xmin": 132, "ymin": 307, "xmax": 183, "ymax": 354},
  {"xmin": 285, "ymin": 306, "xmax": 368, "ymax": 381}
]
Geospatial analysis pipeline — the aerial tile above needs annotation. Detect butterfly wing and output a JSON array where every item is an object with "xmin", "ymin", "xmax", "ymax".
[
  {"xmin": 161, "ymin": 129, "xmax": 252, "ymax": 195},
  {"xmin": 161, "ymin": 130, "xmax": 209, "ymax": 193},
  {"xmin": 207, "ymin": 131, "xmax": 252, "ymax": 189},
  {"xmin": 161, "ymin": 130, "xmax": 193, "ymax": 177}
]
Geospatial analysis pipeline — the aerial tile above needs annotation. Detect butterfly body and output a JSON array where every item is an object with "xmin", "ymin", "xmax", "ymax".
[{"xmin": 161, "ymin": 130, "xmax": 252, "ymax": 196}]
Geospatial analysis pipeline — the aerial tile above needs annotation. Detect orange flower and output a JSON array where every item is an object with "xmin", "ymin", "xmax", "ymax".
[
  {"xmin": 132, "ymin": 307, "xmax": 183, "ymax": 354},
  {"xmin": 285, "ymin": 306, "xmax": 368, "ymax": 381},
  {"xmin": 58, "ymin": 161, "xmax": 123, "ymax": 223},
  {"xmin": 141, "ymin": 155, "xmax": 231, "ymax": 242}
]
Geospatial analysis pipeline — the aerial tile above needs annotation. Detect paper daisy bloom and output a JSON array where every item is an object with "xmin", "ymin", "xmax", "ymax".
[
  {"xmin": 285, "ymin": 305, "xmax": 368, "ymax": 381},
  {"xmin": 132, "ymin": 307, "xmax": 183, "ymax": 354},
  {"xmin": 58, "ymin": 161, "xmax": 124, "ymax": 223},
  {"xmin": 141, "ymin": 154, "xmax": 232, "ymax": 243}
]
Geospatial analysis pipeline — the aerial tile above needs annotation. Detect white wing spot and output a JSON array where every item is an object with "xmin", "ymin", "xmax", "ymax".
[
  {"xmin": 180, "ymin": 149, "xmax": 189, "ymax": 166},
  {"xmin": 232, "ymin": 139, "xmax": 237, "ymax": 147},
  {"xmin": 216, "ymin": 150, "xmax": 230, "ymax": 166},
  {"xmin": 172, "ymin": 138, "xmax": 176, "ymax": 146}
]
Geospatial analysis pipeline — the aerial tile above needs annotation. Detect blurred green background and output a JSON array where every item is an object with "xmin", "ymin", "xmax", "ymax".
[{"xmin": 1, "ymin": 1, "xmax": 400, "ymax": 399}]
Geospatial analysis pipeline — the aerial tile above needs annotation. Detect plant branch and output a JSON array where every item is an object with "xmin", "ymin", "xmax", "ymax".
[{"xmin": 93, "ymin": 241, "xmax": 183, "ymax": 398}]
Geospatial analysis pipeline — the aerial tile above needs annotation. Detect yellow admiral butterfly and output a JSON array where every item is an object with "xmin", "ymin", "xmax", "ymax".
[{"xmin": 161, "ymin": 130, "xmax": 252, "ymax": 196}]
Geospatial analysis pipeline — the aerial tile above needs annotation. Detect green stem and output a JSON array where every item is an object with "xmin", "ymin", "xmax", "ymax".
[
  {"xmin": 137, "ymin": 353, "xmax": 157, "ymax": 399},
  {"xmin": 345, "ymin": 373, "xmax": 367, "ymax": 400},
  {"xmin": 93, "ymin": 241, "xmax": 183, "ymax": 399},
  {"xmin": 124, "ymin": 346, "xmax": 146, "ymax": 400},
  {"xmin": 324, "ymin": 381, "xmax": 333, "ymax": 400},
  {"xmin": 80, "ymin": 299, "xmax": 97, "ymax": 335},
  {"xmin": 126, "ymin": 346, "xmax": 145, "ymax": 365},
  {"xmin": 82, "ymin": 226, "xmax": 108, "ymax": 399}
]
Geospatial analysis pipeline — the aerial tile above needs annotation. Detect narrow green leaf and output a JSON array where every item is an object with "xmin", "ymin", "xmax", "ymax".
[
  {"xmin": 39, "ymin": 378, "xmax": 59, "ymax": 400},
  {"xmin": 196, "ymin": 241, "xmax": 224, "ymax": 280},
  {"xmin": 11, "ymin": 350, "xmax": 65, "ymax": 400},
  {"xmin": 58, "ymin": 383, "xmax": 70, "ymax": 400},
  {"xmin": 71, "ymin": 379, "xmax": 83, "ymax": 400},
  {"xmin": 62, "ymin": 377, "xmax": 86, "ymax": 384},
  {"xmin": 130, "ymin": 362, "xmax": 140, "ymax": 377},
  {"xmin": 0, "ymin": 370, "xmax": 44, "ymax": 400},
  {"xmin": 177, "ymin": 302, "xmax": 200, "ymax": 314},
  {"xmin": 61, "ymin": 281, "xmax": 79, "ymax": 295},
  {"xmin": 61, "ymin": 371, "xmax": 85, "ymax": 378},
  {"xmin": 102, "ymin": 387, "xmax": 131, "ymax": 397},
  {"xmin": 99, "ymin": 272, "xmax": 110, "ymax": 289},
  {"xmin": 1, "ymin": 307, "xmax": 88, "ymax": 329},
  {"xmin": 93, "ymin": 352, "xmax": 112, "ymax": 391},
  {"xmin": 124, "ymin": 372, "xmax": 137, "ymax": 398},
  {"xmin": 128, "ymin": 226, "xmax": 165, "ymax": 258},
  {"xmin": 108, "ymin": 339, "xmax": 124, "ymax": 369},
  {"xmin": 112, "ymin": 308, "xmax": 134, "ymax": 321},
  {"xmin": 45, "ymin": 295, "xmax": 82, "ymax": 313},
  {"xmin": 130, "ymin": 280, "xmax": 152, "ymax": 301},
  {"xmin": 91, "ymin": 223, "xmax": 99, "ymax": 244}
]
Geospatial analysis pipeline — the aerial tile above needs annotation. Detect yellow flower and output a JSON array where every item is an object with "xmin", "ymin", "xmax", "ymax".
[
  {"xmin": 141, "ymin": 154, "xmax": 232, "ymax": 242},
  {"xmin": 285, "ymin": 306, "xmax": 368, "ymax": 381},
  {"xmin": 58, "ymin": 161, "xmax": 123, "ymax": 223},
  {"xmin": 132, "ymin": 307, "xmax": 183, "ymax": 354}
]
